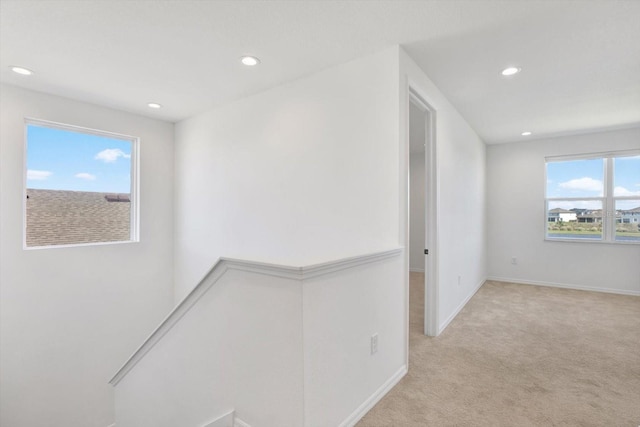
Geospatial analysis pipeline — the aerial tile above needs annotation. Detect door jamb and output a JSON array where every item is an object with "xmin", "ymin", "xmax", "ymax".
[{"xmin": 408, "ymin": 88, "xmax": 439, "ymax": 337}]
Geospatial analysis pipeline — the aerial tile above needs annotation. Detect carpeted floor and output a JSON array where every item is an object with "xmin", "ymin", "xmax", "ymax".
[{"xmin": 357, "ymin": 273, "xmax": 640, "ymax": 426}]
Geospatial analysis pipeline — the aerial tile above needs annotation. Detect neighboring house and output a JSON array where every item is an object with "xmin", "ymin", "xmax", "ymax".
[
  {"xmin": 576, "ymin": 210, "xmax": 603, "ymax": 223},
  {"xmin": 568, "ymin": 208, "xmax": 640, "ymax": 225},
  {"xmin": 618, "ymin": 207, "xmax": 640, "ymax": 224},
  {"xmin": 548, "ymin": 208, "xmax": 577, "ymax": 222},
  {"xmin": 26, "ymin": 189, "xmax": 130, "ymax": 247}
]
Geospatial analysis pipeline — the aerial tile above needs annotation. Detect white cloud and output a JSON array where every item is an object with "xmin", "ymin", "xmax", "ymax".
[
  {"xmin": 614, "ymin": 186, "xmax": 640, "ymax": 197},
  {"xmin": 558, "ymin": 177, "xmax": 602, "ymax": 193},
  {"xmin": 75, "ymin": 172, "xmax": 96, "ymax": 180},
  {"xmin": 95, "ymin": 148, "xmax": 131, "ymax": 163},
  {"xmin": 27, "ymin": 169, "xmax": 53, "ymax": 180}
]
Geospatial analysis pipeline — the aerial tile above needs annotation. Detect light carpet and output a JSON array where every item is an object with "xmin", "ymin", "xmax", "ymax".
[{"xmin": 357, "ymin": 273, "xmax": 640, "ymax": 426}]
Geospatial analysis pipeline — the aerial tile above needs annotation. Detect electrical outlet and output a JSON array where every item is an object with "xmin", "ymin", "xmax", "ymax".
[
  {"xmin": 511, "ymin": 257, "xmax": 517, "ymax": 265},
  {"xmin": 457, "ymin": 275, "xmax": 461, "ymax": 286},
  {"xmin": 371, "ymin": 334, "xmax": 378, "ymax": 355}
]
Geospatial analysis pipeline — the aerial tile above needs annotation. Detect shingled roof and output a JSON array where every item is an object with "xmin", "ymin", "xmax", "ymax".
[{"xmin": 26, "ymin": 189, "xmax": 131, "ymax": 247}]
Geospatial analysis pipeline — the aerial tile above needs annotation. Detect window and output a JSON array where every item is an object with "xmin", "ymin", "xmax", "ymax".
[
  {"xmin": 545, "ymin": 151, "xmax": 640, "ymax": 243},
  {"xmin": 24, "ymin": 119, "xmax": 138, "ymax": 248}
]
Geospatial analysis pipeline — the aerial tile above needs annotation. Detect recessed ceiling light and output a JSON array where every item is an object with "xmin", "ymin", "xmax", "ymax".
[
  {"xmin": 10, "ymin": 66, "xmax": 34, "ymax": 76},
  {"xmin": 240, "ymin": 56, "xmax": 260, "ymax": 66},
  {"xmin": 521, "ymin": 131, "xmax": 532, "ymax": 136},
  {"xmin": 147, "ymin": 103, "xmax": 162, "ymax": 109},
  {"xmin": 501, "ymin": 67, "xmax": 521, "ymax": 76}
]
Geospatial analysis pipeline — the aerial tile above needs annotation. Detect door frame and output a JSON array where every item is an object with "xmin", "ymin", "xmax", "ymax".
[{"xmin": 408, "ymin": 87, "xmax": 439, "ymax": 337}]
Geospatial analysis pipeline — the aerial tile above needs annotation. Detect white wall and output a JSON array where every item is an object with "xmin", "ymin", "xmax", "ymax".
[
  {"xmin": 113, "ymin": 250, "xmax": 404, "ymax": 427},
  {"xmin": 114, "ymin": 269, "xmax": 304, "ymax": 427},
  {"xmin": 302, "ymin": 254, "xmax": 405, "ymax": 426},
  {"xmin": 409, "ymin": 152, "xmax": 426, "ymax": 272},
  {"xmin": 487, "ymin": 128, "xmax": 640, "ymax": 294},
  {"xmin": 399, "ymin": 49, "xmax": 488, "ymax": 333},
  {"xmin": 174, "ymin": 48, "xmax": 400, "ymax": 300},
  {"xmin": 0, "ymin": 84, "xmax": 175, "ymax": 427},
  {"xmin": 173, "ymin": 47, "xmax": 407, "ymax": 426}
]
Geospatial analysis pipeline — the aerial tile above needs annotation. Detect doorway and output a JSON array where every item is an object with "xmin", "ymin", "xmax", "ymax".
[{"xmin": 408, "ymin": 90, "xmax": 438, "ymax": 338}]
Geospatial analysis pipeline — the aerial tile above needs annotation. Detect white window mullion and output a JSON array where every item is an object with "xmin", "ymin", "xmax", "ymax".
[{"xmin": 604, "ymin": 157, "xmax": 615, "ymax": 242}]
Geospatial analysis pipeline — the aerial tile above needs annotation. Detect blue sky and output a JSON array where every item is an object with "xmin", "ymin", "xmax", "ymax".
[
  {"xmin": 547, "ymin": 158, "xmax": 604, "ymax": 198},
  {"xmin": 26, "ymin": 124, "xmax": 132, "ymax": 193},
  {"xmin": 614, "ymin": 155, "xmax": 640, "ymax": 195},
  {"xmin": 547, "ymin": 155, "xmax": 640, "ymax": 210}
]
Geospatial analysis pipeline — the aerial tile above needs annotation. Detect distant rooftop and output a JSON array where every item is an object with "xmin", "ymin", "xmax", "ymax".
[{"xmin": 26, "ymin": 189, "xmax": 131, "ymax": 247}]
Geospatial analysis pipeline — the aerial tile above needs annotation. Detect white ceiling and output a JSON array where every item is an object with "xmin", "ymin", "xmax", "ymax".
[{"xmin": 1, "ymin": 0, "xmax": 639, "ymax": 144}]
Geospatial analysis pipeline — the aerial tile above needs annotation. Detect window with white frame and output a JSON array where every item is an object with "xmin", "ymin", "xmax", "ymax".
[
  {"xmin": 545, "ymin": 151, "xmax": 640, "ymax": 243},
  {"xmin": 24, "ymin": 119, "xmax": 139, "ymax": 248}
]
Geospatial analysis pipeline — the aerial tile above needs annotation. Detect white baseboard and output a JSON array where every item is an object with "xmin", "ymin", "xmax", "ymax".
[
  {"xmin": 486, "ymin": 276, "xmax": 640, "ymax": 297},
  {"xmin": 409, "ymin": 268, "xmax": 425, "ymax": 273},
  {"xmin": 111, "ymin": 414, "xmax": 250, "ymax": 427},
  {"xmin": 438, "ymin": 277, "xmax": 486, "ymax": 335},
  {"xmin": 202, "ymin": 410, "xmax": 234, "ymax": 427},
  {"xmin": 234, "ymin": 417, "xmax": 251, "ymax": 427},
  {"xmin": 339, "ymin": 364, "xmax": 408, "ymax": 427}
]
